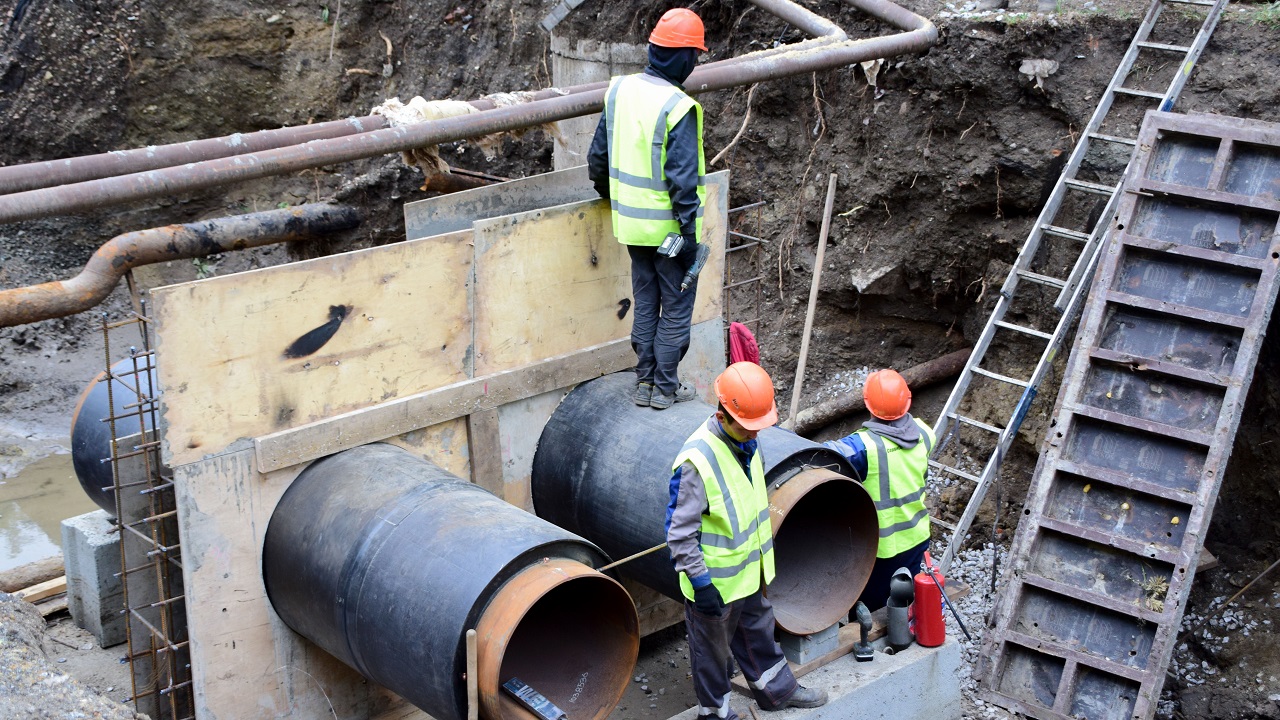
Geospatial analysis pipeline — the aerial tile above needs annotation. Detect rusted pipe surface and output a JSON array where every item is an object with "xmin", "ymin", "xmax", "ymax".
[
  {"xmin": 791, "ymin": 348, "xmax": 973, "ymax": 436},
  {"xmin": 0, "ymin": 0, "xmax": 934, "ymax": 224},
  {"xmin": 0, "ymin": 204, "xmax": 360, "ymax": 327},
  {"xmin": 476, "ymin": 560, "xmax": 638, "ymax": 720}
]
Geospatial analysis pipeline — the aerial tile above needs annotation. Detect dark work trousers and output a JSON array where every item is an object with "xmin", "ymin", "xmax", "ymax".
[
  {"xmin": 685, "ymin": 589, "xmax": 798, "ymax": 720},
  {"xmin": 858, "ymin": 539, "xmax": 929, "ymax": 612},
  {"xmin": 628, "ymin": 244, "xmax": 698, "ymax": 396}
]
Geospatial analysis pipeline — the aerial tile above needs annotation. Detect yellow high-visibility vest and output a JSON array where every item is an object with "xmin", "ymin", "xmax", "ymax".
[
  {"xmin": 855, "ymin": 419, "xmax": 935, "ymax": 558},
  {"xmin": 672, "ymin": 424, "xmax": 775, "ymax": 604},
  {"xmin": 604, "ymin": 73, "xmax": 706, "ymax": 246}
]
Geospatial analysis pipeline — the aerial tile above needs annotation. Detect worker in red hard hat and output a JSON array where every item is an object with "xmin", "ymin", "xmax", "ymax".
[
  {"xmin": 665, "ymin": 363, "xmax": 828, "ymax": 720},
  {"xmin": 823, "ymin": 368, "xmax": 936, "ymax": 611},
  {"xmin": 587, "ymin": 8, "xmax": 708, "ymax": 411}
]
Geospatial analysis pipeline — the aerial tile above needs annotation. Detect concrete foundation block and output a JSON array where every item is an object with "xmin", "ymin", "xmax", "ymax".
[
  {"xmin": 61, "ymin": 510, "xmax": 125, "ymax": 648},
  {"xmin": 779, "ymin": 623, "xmax": 841, "ymax": 665}
]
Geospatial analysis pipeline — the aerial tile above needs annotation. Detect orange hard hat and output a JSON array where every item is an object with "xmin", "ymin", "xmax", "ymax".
[
  {"xmin": 649, "ymin": 8, "xmax": 708, "ymax": 52},
  {"xmin": 715, "ymin": 362, "xmax": 778, "ymax": 431},
  {"xmin": 864, "ymin": 369, "xmax": 912, "ymax": 421}
]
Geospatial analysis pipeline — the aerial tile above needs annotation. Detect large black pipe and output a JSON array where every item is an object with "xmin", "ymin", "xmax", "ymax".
[
  {"xmin": 70, "ymin": 358, "xmax": 159, "ymax": 515},
  {"xmin": 531, "ymin": 372, "xmax": 880, "ymax": 635},
  {"xmin": 262, "ymin": 443, "xmax": 638, "ymax": 720}
]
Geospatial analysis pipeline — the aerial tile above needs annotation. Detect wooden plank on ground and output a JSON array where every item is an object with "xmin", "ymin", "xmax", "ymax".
[
  {"xmin": 16, "ymin": 575, "xmax": 66, "ymax": 603},
  {"xmin": 255, "ymin": 338, "xmax": 633, "ymax": 473},
  {"xmin": 35, "ymin": 595, "xmax": 69, "ymax": 617},
  {"xmin": 153, "ymin": 230, "xmax": 473, "ymax": 467}
]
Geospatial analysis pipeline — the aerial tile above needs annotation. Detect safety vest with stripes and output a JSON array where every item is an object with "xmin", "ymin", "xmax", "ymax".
[
  {"xmin": 854, "ymin": 418, "xmax": 936, "ymax": 558},
  {"xmin": 672, "ymin": 424, "xmax": 776, "ymax": 604},
  {"xmin": 604, "ymin": 73, "xmax": 706, "ymax": 246}
]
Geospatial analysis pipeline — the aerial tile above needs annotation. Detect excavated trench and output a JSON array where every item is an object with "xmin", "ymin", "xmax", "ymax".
[{"xmin": 1, "ymin": 0, "xmax": 1279, "ymax": 718}]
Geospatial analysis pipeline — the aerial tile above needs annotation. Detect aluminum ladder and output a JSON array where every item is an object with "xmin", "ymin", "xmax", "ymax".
[
  {"xmin": 930, "ymin": 0, "xmax": 1229, "ymax": 574},
  {"xmin": 978, "ymin": 110, "xmax": 1280, "ymax": 720}
]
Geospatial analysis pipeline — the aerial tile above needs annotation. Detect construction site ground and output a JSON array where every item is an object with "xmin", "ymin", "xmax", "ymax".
[{"xmin": 2, "ymin": 0, "xmax": 1279, "ymax": 718}]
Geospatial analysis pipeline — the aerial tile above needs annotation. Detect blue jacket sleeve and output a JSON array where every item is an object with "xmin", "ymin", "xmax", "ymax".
[
  {"xmin": 663, "ymin": 111, "xmax": 701, "ymax": 239},
  {"xmin": 587, "ymin": 112, "xmax": 610, "ymax": 200},
  {"xmin": 823, "ymin": 434, "xmax": 869, "ymax": 482}
]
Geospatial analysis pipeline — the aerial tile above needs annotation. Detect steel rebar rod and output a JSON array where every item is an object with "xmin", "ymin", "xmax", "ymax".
[
  {"xmin": 0, "ymin": 0, "xmax": 933, "ymax": 224},
  {"xmin": 0, "ymin": 204, "xmax": 359, "ymax": 326}
]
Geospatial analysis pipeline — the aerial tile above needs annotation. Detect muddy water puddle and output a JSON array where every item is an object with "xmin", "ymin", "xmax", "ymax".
[{"xmin": 0, "ymin": 452, "xmax": 100, "ymax": 572}]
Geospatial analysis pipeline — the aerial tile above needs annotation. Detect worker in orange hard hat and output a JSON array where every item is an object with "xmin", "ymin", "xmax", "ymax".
[
  {"xmin": 665, "ymin": 363, "xmax": 828, "ymax": 720},
  {"xmin": 587, "ymin": 8, "xmax": 709, "ymax": 411},
  {"xmin": 823, "ymin": 368, "xmax": 937, "ymax": 611}
]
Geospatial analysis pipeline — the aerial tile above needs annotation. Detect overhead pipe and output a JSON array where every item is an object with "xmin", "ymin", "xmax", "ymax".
[
  {"xmin": 0, "ymin": 203, "xmax": 359, "ymax": 327},
  {"xmin": 0, "ymin": 0, "xmax": 934, "ymax": 224},
  {"xmin": 0, "ymin": 0, "xmax": 853, "ymax": 196},
  {"xmin": 531, "ymin": 372, "xmax": 880, "ymax": 636},
  {"xmin": 262, "ymin": 443, "xmax": 639, "ymax": 720}
]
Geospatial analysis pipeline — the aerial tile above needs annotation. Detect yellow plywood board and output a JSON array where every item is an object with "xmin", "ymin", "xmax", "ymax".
[{"xmin": 153, "ymin": 232, "xmax": 473, "ymax": 467}]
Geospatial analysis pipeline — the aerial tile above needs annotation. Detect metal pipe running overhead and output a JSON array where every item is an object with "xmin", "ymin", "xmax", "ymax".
[
  {"xmin": 0, "ymin": 203, "xmax": 360, "ymax": 327},
  {"xmin": 0, "ymin": 0, "xmax": 935, "ymax": 223},
  {"xmin": 531, "ymin": 372, "xmax": 880, "ymax": 636},
  {"xmin": 263, "ymin": 443, "xmax": 639, "ymax": 720}
]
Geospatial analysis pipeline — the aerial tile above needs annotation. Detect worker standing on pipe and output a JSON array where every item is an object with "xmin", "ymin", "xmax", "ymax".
[
  {"xmin": 666, "ymin": 362, "xmax": 829, "ymax": 719},
  {"xmin": 823, "ymin": 369, "xmax": 936, "ymax": 611},
  {"xmin": 587, "ymin": 8, "xmax": 706, "ymax": 411}
]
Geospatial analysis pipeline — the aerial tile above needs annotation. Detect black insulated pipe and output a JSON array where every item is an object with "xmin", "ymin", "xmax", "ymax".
[
  {"xmin": 262, "ymin": 443, "xmax": 639, "ymax": 720},
  {"xmin": 531, "ymin": 372, "xmax": 880, "ymax": 636}
]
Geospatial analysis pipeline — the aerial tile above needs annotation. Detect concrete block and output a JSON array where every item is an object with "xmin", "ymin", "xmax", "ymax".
[
  {"xmin": 61, "ymin": 510, "xmax": 125, "ymax": 648},
  {"xmin": 779, "ymin": 623, "xmax": 841, "ymax": 665},
  {"xmin": 672, "ymin": 637, "xmax": 963, "ymax": 720}
]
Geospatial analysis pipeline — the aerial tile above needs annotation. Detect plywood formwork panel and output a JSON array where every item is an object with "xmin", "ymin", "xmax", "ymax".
[
  {"xmin": 403, "ymin": 165, "xmax": 595, "ymax": 240},
  {"xmin": 153, "ymin": 231, "xmax": 474, "ymax": 467}
]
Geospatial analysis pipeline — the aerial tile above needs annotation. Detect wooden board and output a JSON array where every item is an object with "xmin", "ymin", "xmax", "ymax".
[
  {"xmin": 154, "ymin": 231, "xmax": 474, "ymax": 467},
  {"xmin": 16, "ymin": 575, "xmax": 66, "ymax": 603},
  {"xmin": 403, "ymin": 165, "xmax": 594, "ymax": 240}
]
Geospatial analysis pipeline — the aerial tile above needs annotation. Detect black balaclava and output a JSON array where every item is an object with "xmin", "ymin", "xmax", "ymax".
[{"xmin": 647, "ymin": 43, "xmax": 698, "ymax": 86}]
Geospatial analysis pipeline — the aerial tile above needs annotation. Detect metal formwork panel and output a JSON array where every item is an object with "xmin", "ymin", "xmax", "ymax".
[{"xmin": 978, "ymin": 111, "xmax": 1280, "ymax": 720}]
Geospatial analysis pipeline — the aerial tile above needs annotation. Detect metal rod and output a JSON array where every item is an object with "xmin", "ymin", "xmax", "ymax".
[
  {"xmin": 466, "ymin": 629, "xmax": 479, "ymax": 720},
  {"xmin": 787, "ymin": 173, "xmax": 838, "ymax": 427},
  {"xmin": 923, "ymin": 561, "xmax": 972, "ymax": 642},
  {"xmin": 597, "ymin": 543, "xmax": 668, "ymax": 572}
]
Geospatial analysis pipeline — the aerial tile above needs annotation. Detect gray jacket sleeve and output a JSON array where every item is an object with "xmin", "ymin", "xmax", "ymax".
[
  {"xmin": 664, "ymin": 111, "xmax": 702, "ymax": 238},
  {"xmin": 587, "ymin": 112, "xmax": 611, "ymax": 200},
  {"xmin": 666, "ymin": 459, "xmax": 709, "ymax": 581}
]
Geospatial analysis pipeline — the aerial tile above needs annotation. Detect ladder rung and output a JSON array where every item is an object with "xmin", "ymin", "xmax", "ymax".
[
  {"xmin": 927, "ymin": 460, "xmax": 980, "ymax": 484},
  {"xmin": 1164, "ymin": 0, "xmax": 1215, "ymax": 5},
  {"xmin": 1063, "ymin": 178, "xmax": 1119, "ymax": 196},
  {"xmin": 1136, "ymin": 40, "xmax": 1192, "ymax": 53},
  {"xmin": 1016, "ymin": 269, "xmax": 1066, "ymax": 289},
  {"xmin": 994, "ymin": 320, "xmax": 1053, "ymax": 341},
  {"xmin": 1113, "ymin": 86, "xmax": 1167, "ymax": 100},
  {"xmin": 951, "ymin": 413, "xmax": 1004, "ymax": 436},
  {"xmin": 1041, "ymin": 224, "xmax": 1091, "ymax": 242},
  {"xmin": 1086, "ymin": 132, "xmax": 1138, "ymax": 147},
  {"xmin": 971, "ymin": 366, "xmax": 1029, "ymax": 388}
]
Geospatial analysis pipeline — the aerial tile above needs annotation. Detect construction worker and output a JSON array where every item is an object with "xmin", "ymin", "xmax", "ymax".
[
  {"xmin": 824, "ymin": 369, "xmax": 935, "ymax": 611},
  {"xmin": 587, "ymin": 8, "xmax": 706, "ymax": 410},
  {"xmin": 666, "ymin": 363, "xmax": 829, "ymax": 719}
]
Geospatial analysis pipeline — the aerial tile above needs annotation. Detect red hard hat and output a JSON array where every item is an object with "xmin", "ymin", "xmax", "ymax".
[
  {"xmin": 864, "ymin": 369, "xmax": 911, "ymax": 421},
  {"xmin": 649, "ymin": 8, "xmax": 708, "ymax": 52},
  {"xmin": 715, "ymin": 362, "xmax": 778, "ymax": 431}
]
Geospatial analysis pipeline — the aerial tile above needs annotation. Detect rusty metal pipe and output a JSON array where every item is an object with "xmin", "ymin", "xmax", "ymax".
[
  {"xmin": 0, "ymin": 203, "xmax": 360, "ymax": 327},
  {"xmin": 531, "ymin": 372, "xmax": 879, "ymax": 636},
  {"xmin": 263, "ymin": 443, "xmax": 639, "ymax": 720},
  {"xmin": 0, "ymin": 0, "xmax": 933, "ymax": 224}
]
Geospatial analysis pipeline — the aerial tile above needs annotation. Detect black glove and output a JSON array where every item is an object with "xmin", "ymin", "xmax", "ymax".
[{"xmin": 693, "ymin": 583, "xmax": 724, "ymax": 617}]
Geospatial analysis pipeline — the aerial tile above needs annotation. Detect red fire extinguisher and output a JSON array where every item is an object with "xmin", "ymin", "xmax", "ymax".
[{"xmin": 911, "ymin": 551, "xmax": 946, "ymax": 647}]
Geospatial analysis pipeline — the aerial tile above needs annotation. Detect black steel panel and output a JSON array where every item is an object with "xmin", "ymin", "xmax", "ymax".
[
  {"xmin": 997, "ymin": 645, "xmax": 1064, "ymax": 710},
  {"xmin": 1225, "ymin": 142, "xmax": 1280, "ymax": 200},
  {"xmin": 1013, "ymin": 587, "xmax": 1155, "ymax": 669},
  {"xmin": 1044, "ymin": 472, "xmax": 1191, "ymax": 550},
  {"xmin": 1069, "ymin": 669, "xmax": 1141, "ymax": 720},
  {"xmin": 1115, "ymin": 247, "xmax": 1259, "ymax": 317},
  {"xmin": 1030, "ymin": 530, "xmax": 1175, "ymax": 611},
  {"xmin": 1130, "ymin": 196, "xmax": 1277, "ymax": 259},
  {"xmin": 1098, "ymin": 305, "xmax": 1240, "ymax": 375},
  {"xmin": 1063, "ymin": 418, "xmax": 1205, "ymax": 493},
  {"xmin": 1080, "ymin": 362, "xmax": 1223, "ymax": 433},
  {"xmin": 1149, "ymin": 132, "xmax": 1218, "ymax": 189}
]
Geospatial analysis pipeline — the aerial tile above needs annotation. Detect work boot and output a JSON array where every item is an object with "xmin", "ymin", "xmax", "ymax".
[
  {"xmin": 782, "ymin": 686, "xmax": 828, "ymax": 709},
  {"xmin": 634, "ymin": 382, "xmax": 654, "ymax": 407},
  {"xmin": 650, "ymin": 382, "xmax": 696, "ymax": 410}
]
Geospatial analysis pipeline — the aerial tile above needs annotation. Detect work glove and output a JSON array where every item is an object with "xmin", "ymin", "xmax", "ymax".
[
  {"xmin": 693, "ymin": 582, "xmax": 724, "ymax": 617},
  {"xmin": 678, "ymin": 234, "xmax": 699, "ymax": 271}
]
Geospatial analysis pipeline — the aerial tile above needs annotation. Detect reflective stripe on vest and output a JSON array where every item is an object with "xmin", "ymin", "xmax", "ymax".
[
  {"xmin": 672, "ymin": 424, "xmax": 776, "ymax": 604},
  {"xmin": 855, "ymin": 419, "xmax": 936, "ymax": 558},
  {"xmin": 604, "ymin": 73, "xmax": 707, "ymax": 246}
]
